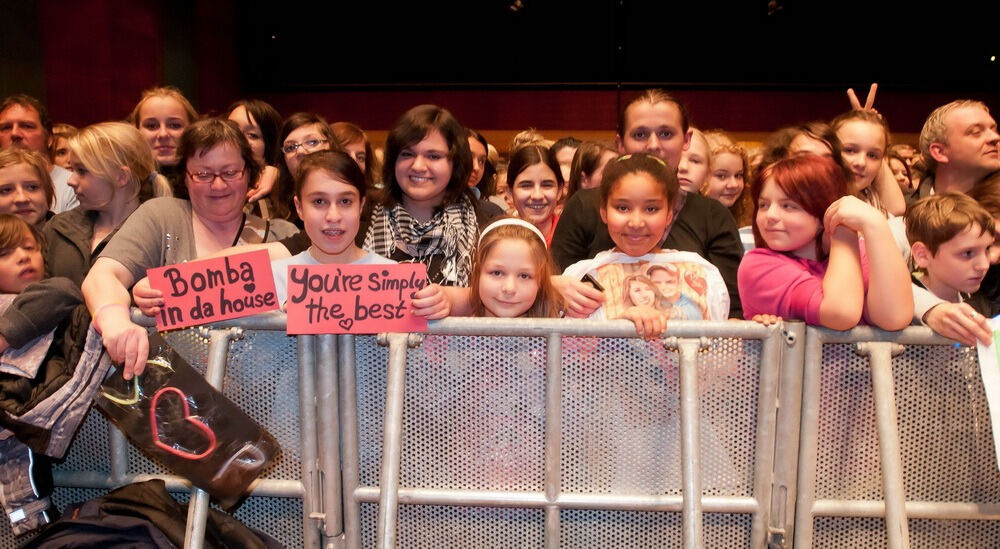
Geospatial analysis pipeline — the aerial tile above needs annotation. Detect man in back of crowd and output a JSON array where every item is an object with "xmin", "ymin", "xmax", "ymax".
[{"xmin": 0, "ymin": 94, "xmax": 79, "ymax": 213}]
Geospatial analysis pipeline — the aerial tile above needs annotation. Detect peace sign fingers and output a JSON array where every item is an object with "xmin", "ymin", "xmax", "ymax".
[{"xmin": 847, "ymin": 83, "xmax": 878, "ymax": 112}]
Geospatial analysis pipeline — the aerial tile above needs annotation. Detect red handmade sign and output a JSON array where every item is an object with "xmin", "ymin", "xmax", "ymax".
[
  {"xmin": 285, "ymin": 263, "xmax": 429, "ymax": 335},
  {"xmin": 147, "ymin": 250, "xmax": 279, "ymax": 331}
]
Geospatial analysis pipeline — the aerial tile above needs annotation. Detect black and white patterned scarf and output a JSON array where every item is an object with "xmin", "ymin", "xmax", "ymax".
[{"xmin": 363, "ymin": 195, "xmax": 479, "ymax": 286}]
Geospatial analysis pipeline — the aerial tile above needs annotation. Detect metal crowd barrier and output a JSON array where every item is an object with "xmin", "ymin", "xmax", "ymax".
[
  {"xmin": 2, "ymin": 317, "xmax": 997, "ymax": 548},
  {"xmin": 794, "ymin": 326, "xmax": 1000, "ymax": 549},
  {"xmin": 47, "ymin": 312, "xmax": 310, "ymax": 549},
  {"xmin": 341, "ymin": 318, "xmax": 800, "ymax": 548}
]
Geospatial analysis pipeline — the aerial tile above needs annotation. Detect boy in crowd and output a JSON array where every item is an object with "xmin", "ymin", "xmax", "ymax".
[{"xmin": 906, "ymin": 193, "xmax": 997, "ymax": 332}]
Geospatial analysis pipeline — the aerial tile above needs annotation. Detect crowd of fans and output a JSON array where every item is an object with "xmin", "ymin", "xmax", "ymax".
[{"xmin": 0, "ymin": 86, "xmax": 996, "ymax": 371}]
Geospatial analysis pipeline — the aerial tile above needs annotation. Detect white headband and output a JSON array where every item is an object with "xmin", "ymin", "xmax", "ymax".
[{"xmin": 478, "ymin": 218, "xmax": 548, "ymax": 249}]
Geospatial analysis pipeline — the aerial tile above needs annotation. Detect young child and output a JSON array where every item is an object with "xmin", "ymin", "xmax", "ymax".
[
  {"xmin": 738, "ymin": 155, "xmax": 912, "ymax": 330},
  {"xmin": 0, "ymin": 214, "xmax": 43, "ymax": 294},
  {"xmin": 469, "ymin": 218, "xmax": 561, "ymax": 318},
  {"xmin": 269, "ymin": 150, "xmax": 448, "ymax": 318},
  {"xmin": 560, "ymin": 154, "xmax": 730, "ymax": 338},
  {"xmin": 831, "ymin": 110, "xmax": 906, "ymax": 216},
  {"xmin": 701, "ymin": 131, "xmax": 751, "ymax": 227},
  {"xmin": 906, "ymin": 193, "xmax": 996, "ymax": 323},
  {"xmin": 0, "ymin": 149, "xmax": 54, "ymax": 230}
]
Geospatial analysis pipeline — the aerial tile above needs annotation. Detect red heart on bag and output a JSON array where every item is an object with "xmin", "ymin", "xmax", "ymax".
[
  {"xmin": 683, "ymin": 270, "xmax": 707, "ymax": 296},
  {"xmin": 150, "ymin": 387, "xmax": 218, "ymax": 460}
]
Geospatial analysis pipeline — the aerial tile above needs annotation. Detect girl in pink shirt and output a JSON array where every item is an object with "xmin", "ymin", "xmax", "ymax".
[{"xmin": 737, "ymin": 155, "xmax": 911, "ymax": 330}]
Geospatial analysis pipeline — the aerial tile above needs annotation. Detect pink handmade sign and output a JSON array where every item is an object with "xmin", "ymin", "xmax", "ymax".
[
  {"xmin": 147, "ymin": 250, "xmax": 279, "ymax": 331},
  {"xmin": 285, "ymin": 263, "xmax": 429, "ymax": 335}
]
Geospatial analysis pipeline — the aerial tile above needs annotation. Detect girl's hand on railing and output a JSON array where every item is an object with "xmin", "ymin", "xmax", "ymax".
[
  {"xmin": 750, "ymin": 314, "xmax": 781, "ymax": 326},
  {"xmin": 620, "ymin": 305, "xmax": 668, "ymax": 340}
]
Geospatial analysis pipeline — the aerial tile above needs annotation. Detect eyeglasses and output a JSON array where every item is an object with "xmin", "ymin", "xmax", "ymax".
[
  {"xmin": 186, "ymin": 167, "xmax": 246, "ymax": 184},
  {"xmin": 281, "ymin": 138, "xmax": 328, "ymax": 155}
]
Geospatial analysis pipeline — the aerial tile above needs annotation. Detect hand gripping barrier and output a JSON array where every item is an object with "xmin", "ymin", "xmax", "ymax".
[{"xmin": 2, "ymin": 315, "xmax": 996, "ymax": 548}]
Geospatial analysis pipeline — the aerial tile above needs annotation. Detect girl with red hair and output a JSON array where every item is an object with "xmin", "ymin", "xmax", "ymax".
[{"xmin": 737, "ymin": 155, "xmax": 911, "ymax": 330}]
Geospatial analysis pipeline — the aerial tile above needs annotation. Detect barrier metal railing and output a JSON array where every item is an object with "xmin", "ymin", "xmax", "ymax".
[
  {"xmin": 794, "ymin": 326, "xmax": 1000, "ymax": 549},
  {"xmin": 1, "ymin": 316, "xmax": 994, "ymax": 548},
  {"xmin": 46, "ymin": 312, "xmax": 312, "ymax": 549},
  {"xmin": 339, "ymin": 318, "xmax": 800, "ymax": 549}
]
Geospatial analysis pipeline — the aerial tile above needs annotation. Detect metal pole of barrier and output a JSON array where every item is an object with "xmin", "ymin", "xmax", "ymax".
[
  {"xmin": 377, "ymin": 333, "xmax": 410, "ymax": 549},
  {"xmin": 184, "ymin": 328, "xmax": 242, "ymax": 549},
  {"xmin": 765, "ymin": 321, "xmax": 805, "ymax": 547},
  {"xmin": 859, "ymin": 341, "xmax": 910, "ymax": 549},
  {"xmin": 317, "ymin": 334, "xmax": 344, "ymax": 540},
  {"xmin": 543, "ymin": 332, "xmax": 562, "ymax": 549},
  {"xmin": 354, "ymin": 486, "xmax": 759, "ymax": 512},
  {"xmin": 678, "ymin": 338, "xmax": 704, "ymax": 549},
  {"xmin": 108, "ymin": 424, "xmax": 129, "ymax": 486},
  {"xmin": 793, "ymin": 327, "xmax": 824, "ymax": 549},
  {"xmin": 748, "ymin": 324, "xmax": 784, "ymax": 548},
  {"xmin": 339, "ymin": 334, "xmax": 363, "ymax": 549},
  {"xmin": 299, "ymin": 335, "xmax": 322, "ymax": 549},
  {"xmin": 812, "ymin": 499, "xmax": 1000, "ymax": 519}
]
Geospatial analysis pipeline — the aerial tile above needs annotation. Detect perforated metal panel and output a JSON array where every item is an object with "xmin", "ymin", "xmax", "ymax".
[
  {"xmin": 356, "ymin": 335, "xmax": 388, "ymax": 489},
  {"xmin": 559, "ymin": 510, "xmax": 752, "ymax": 548},
  {"xmin": 814, "ymin": 342, "xmax": 882, "ymax": 501},
  {"xmin": 56, "ymin": 405, "xmax": 113, "ymax": 474},
  {"xmin": 809, "ymin": 340, "xmax": 1000, "ymax": 548},
  {"xmin": 560, "ymin": 336, "xmax": 758, "ymax": 498},
  {"xmin": 560, "ymin": 509, "xmax": 684, "ymax": 547},
  {"xmin": 403, "ymin": 335, "xmax": 547, "ymax": 491},
  {"xmin": 48, "ymin": 326, "xmax": 304, "ymax": 546},
  {"xmin": 353, "ymin": 331, "xmax": 771, "ymax": 547}
]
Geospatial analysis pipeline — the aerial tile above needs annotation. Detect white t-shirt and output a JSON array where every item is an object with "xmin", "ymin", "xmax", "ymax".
[
  {"xmin": 49, "ymin": 165, "xmax": 79, "ymax": 214},
  {"xmin": 270, "ymin": 249, "xmax": 395, "ymax": 305},
  {"xmin": 562, "ymin": 249, "xmax": 730, "ymax": 321}
]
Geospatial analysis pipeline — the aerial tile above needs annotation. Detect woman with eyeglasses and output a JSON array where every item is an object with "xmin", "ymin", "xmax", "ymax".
[
  {"xmin": 82, "ymin": 118, "xmax": 297, "ymax": 379},
  {"xmin": 269, "ymin": 113, "xmax": 342, "ymax": 226}
]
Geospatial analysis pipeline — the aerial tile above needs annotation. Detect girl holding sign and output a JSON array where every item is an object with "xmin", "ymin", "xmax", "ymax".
[
  {"xmin": 269, "ymin": 150, "xmax": 451, "ymax": 319},
  {"xmin": 270, "ymin": 150, "xmax": 394, "ymax": 305}
]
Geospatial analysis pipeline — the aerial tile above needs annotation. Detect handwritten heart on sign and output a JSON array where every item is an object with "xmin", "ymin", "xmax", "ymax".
[
  {"xmin": 150, "ymin": 387, "xmax": 217, "ymax": 460},
  {"xmin": 243, "ymin": 282, "xmax": 255, "ymax": 292},
  {"xmin": 338, "ymin": 318, "xmax": 354, "ymax": 331}
]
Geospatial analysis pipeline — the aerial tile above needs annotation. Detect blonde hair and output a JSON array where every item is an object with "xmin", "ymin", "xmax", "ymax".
[
  {"xmin": 701, "ymin": 130, "xmax": 752, "ymax": 225},
  {"xmin": 127, "ymin": 86, "xmax": 199, "ymax": 128},
  {"xmin": 919, "ymin": 100, "xmax": 989, "ymax": 171},
  {"xmin": 469, "ymin": 222, "xmax": 562, "ymax": 318},
  {"xmin": 509, "ymin": 128, "xmax": 548, "ymax": 154},
  {"xmin": 68, "ymin": 122, "xmax": 172, "ymax": 206},
  {"xmin": 0, "ymin": 148, "xmax": 54, "ymax": 208}
]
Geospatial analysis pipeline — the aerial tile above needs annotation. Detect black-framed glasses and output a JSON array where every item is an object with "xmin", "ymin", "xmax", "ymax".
[
  {"xmin": 281, "ymin": 138, "xmax": 328, "ymax": 155},
  {"xmin": 187, "ymin": 167, "xmax": 245, "ymax": 184}
]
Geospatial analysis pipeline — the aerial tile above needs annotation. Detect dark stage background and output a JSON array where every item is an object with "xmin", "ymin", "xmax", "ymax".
[{"xmin": 2, "ymin": 0, "xmax": 998, "ymax": 139}]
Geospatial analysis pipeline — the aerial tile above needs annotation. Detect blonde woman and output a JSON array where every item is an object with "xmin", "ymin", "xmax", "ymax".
[{"xmin": 0, "ymin": 122, "xmax": 171, "ymax": 352}]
